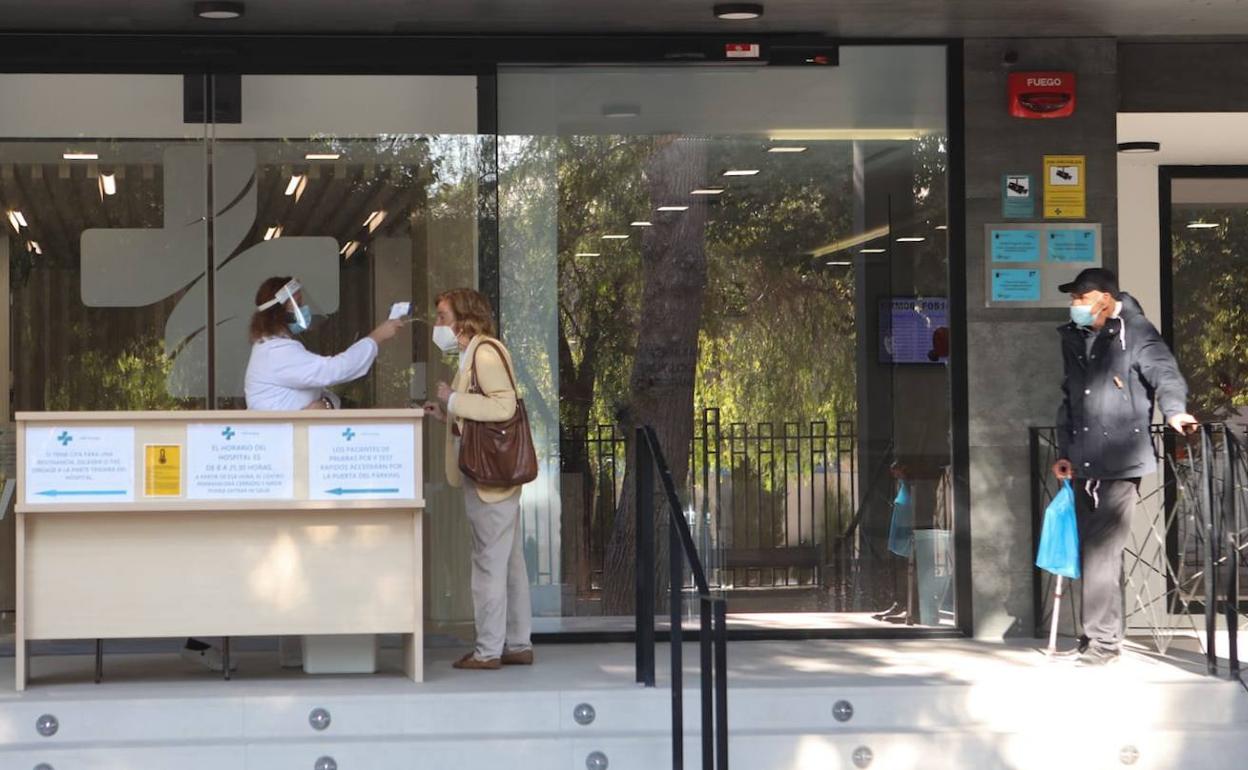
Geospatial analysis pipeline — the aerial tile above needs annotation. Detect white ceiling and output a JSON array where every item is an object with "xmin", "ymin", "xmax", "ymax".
[
  {"xmin": 1118, "ymin": 113, "xmax": 1248, "ymax": 165},
  {"xmin": 0, "ymin": 0, "xmax": 1247, "ymax": 38}
]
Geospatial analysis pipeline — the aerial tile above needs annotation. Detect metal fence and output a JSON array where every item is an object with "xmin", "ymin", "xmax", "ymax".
[
  {"xmin": 1030, "ymin": 423, "xmax": 1246, "ymax": 677},
  {"xmin": 544, "ymin": 408, "xmax": 860, "ymax": 613}
]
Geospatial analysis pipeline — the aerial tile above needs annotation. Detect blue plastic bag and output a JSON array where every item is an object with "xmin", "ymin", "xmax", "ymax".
[
  {"xmin": 1036, "ymin": 479, "xmax": 1081, "ymax": 579},
  {"xmin": 888, "ymin": 481, "xmax": 914, "ymax": 558}
]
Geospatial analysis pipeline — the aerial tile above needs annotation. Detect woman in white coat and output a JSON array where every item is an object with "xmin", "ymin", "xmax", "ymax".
[
  {"xmin": 243, "ymin": 275, "xmax": 402, "ymax": 411},
  {"xmin": 181, "ymin": 275, "xmax": 402, "ymax": 672}
]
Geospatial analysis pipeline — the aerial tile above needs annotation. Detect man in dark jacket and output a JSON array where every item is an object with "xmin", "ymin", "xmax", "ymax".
[{"xmin": 1052, "ymin": 268, "xmax": 1197, "ymax": 665}]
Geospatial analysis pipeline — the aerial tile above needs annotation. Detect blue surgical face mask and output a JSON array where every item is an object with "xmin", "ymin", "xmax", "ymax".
[
  {"xmin": 287, "ymin": 304, "xmax": 314, "ymax": 335},
  {"xmin": 1069, "ymin": 303, "xmax": 1096, "ymax": 328}
]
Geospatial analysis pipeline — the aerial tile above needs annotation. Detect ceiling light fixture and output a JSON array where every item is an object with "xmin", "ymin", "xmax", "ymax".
[
  {"xmin": 264, "ymin": 225, "xmax": 284, "ymax": 241},
  {"xmin": 934, "ymin": 225, "xmax": 948, "ymax": 231},
  {"xmin": 7, "ymin": 210, "xmax": 25, "ymax": 231},
  {"xmin": 1186, "ymin": 221, "xmax": 1221, "ymax": 229},
  {"xmin": 722, "ymin": 169, "xmax": 760, "ymax": 177},
  {"xmin": 826, "ymin": 261, "xmax": 851, "ymax": 266},
  {"xmin": 305, "ymin": 153, "xmax": 341, "ymax": 161},
  {"xmin": 13, "ymin": 210, "xmax": 27, "ymax": 228},
  {"xmin": 295, "ymin": 175, "xmax": 309, "ymax": 201},
  {"xmin": 602, "ymin": 234, "xmax": 630, "ymax": 240},
  {"xmin": 284, "ymin": 174, "xmax": 303, "ymax": 196},
  {"xmin": 63, "ymin": 152, "xmax": 99, "ymax": 161},
  {"xmin": 630, "ymin": 221, "xmax": 653, "ymax": 227},
  {"xmin": 27, "ymin": 240, "xmax": 42, "ymax": 255},
  {"xmin": 342, "ymin": 241, "xmax": 360, "ymax": 260},
  {"xmin": 602, "ymin": 103, "xmax": 641, "ymax": 119},
  {"xmin": 767, "ymin": 146, "xmax": 807, "ymax": 153},
  {"xmin": 714, "ymin": 3, "xmax": 764, "ymax": 20},
  {"xmin": 195, "ymin": 2, "xmax": 245, "ymax": 20},
  {"xmin": 896, "ymin": 237, "xmax": 926, "ymax": 243},
  {"xmin": 99, "ymin": 174, "xmax": 117, "ymax": 196},
  {"xmin": 657, "ymin": 205, "xmax": 689, "ymax": 212},
  {"xmin": 861, "ymin": 248, "xmax": 887, "ymax": 254},
  {"xmin": 691, "ymin": 188, "xmax": 725, "ymax": 196},
  {"xmin": 364, "ymin": 210, "xmax": 386, "ymax": 232},
  {"xmin": 574, "ymin": 252, "xmax": 601, "ymax": 257},
  {"xmin": 1117, "ymin": 141, "xmax": 1161, "ymax": 154}
]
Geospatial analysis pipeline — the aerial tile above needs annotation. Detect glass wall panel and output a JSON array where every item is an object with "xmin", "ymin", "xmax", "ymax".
[{"xmin": 498, "ymin": 46, "xmax": 954, "ymax": 630}]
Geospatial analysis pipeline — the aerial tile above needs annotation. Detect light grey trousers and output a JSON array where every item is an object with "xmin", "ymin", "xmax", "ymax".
[{"xmin": 463, "ymin": 481, "xmax": 533, "ymax": 659}]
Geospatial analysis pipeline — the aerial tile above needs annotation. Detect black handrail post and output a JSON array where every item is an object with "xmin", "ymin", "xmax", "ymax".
[
  {"xmin": 1200, "ymin": 426, "xmax": 1219, "ymax": 676},
  {"xmin": 700, "ymin": 597, "xmax": 714, "ymax": 770},
  {"xmin": 670, "ymin": 474, "xmax": 685, "ymax": 770},
  {"xmin": 714, "ymin": 599, "xmax": 729, "ymax": 770},
  {"xmin": 636, "ymin": 427, "xmax": 657, "ymax": 688},
  {"xmin": 1223, "ymin": 428, "xmax": 1240, "ymax": 680}
]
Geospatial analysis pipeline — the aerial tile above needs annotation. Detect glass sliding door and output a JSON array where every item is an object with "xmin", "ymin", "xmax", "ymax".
[{"xmin": 497, "ymin": 46, "xmax": 956, "ymax": 631}]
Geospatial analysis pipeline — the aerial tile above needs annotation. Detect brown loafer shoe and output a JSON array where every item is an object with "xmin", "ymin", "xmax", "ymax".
[
  {"xmin": 452, "ymin": 652, "xmax": 501, "ymax": 670},
  {"xmin": 501, "ymin": 648, "xmax": 534, "ymax": 666}
]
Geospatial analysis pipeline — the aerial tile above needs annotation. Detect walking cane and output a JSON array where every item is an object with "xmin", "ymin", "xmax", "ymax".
[{"xmin": 1046, "ymin": 576, "xmax": 1064, "ymax": 657}]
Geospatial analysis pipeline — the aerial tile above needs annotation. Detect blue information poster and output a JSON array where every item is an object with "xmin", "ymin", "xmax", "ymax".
[
  {"xmin": 990, "ymin": 229, "xmax": 1041, "ymax": 262},
  {"xmin": 1047, "ymin": 229, "xmax": 1097, "ymax": 263},
  {"xmin": 992, "ymin": 269, "xmax": 1042, "ymax": 302}
]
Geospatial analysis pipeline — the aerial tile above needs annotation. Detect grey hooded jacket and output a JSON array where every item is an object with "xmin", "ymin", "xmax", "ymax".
[{"xmin": 1056, "ymin": 293, "xmax": 1188, "ymax": 479}]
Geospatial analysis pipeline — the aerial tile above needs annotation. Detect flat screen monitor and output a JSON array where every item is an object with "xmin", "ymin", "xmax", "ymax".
[{"xmin": 879, "ymin": 297, "xmax": 949, "ymax": 365}]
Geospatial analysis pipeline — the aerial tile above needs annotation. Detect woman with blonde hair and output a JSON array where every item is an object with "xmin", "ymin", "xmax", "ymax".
[{"xmin": 423, "ymin": 287, "xmax": 534, "ymax": 670}]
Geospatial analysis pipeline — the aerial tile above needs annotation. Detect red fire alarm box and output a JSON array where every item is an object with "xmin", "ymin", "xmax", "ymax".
[{"xmin": 1008, "ymin": 72, "xmax": 1076, "ymax": 119}]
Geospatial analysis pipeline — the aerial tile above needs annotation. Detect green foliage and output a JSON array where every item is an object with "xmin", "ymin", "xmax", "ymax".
[
  {"xmin": 46, "ymin": 331, "xmax": 187, "ymax": 411},
  {"xmin": 1171, "ymin": 209, "xmax": 1248, "ymax": 419}
]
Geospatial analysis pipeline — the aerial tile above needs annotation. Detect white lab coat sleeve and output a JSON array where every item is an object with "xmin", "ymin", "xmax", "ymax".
[{"xmin": 268, "ymin": 337, "xmax": 379, "ymax": 390}]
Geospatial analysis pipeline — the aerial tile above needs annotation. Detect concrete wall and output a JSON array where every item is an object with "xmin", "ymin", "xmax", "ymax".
[{"xmin": 963, "ymin": 39, "xmax": 1119, "ymax": 638}]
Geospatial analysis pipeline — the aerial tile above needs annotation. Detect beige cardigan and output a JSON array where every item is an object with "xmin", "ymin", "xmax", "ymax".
[{"xmin": 444, "ymin": 335, "xmax": 521, "ymax": 503}]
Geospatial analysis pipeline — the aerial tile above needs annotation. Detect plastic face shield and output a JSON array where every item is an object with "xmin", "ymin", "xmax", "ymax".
[{"xmin": 256, "ymin": 278, "xmax": 322, "ymax": 332}]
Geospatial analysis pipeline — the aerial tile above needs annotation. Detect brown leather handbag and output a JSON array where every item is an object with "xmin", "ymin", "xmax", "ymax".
[{"xmin": 457, "ymin": 339, "xmax": 539, "ymax": 487}]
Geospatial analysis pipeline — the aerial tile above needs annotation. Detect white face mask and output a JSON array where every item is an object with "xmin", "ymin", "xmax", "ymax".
[{"xmin": 432, "ymin": 324, "xmax": 459, "ymax": 353}]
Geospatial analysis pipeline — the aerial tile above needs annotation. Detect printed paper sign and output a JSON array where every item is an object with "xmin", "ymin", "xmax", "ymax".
[
  {"xmin": 991, "ymin": 269, "xmax": 1042, "ymax": 302},
  {"xmin": 1002, "ymin": 174, "xmax": 1034, "ymax": 219},
  {"xmin": 308, "ymin": 424, "xmax": 416, "ymax": 501},
  {"xmin": 990, "ymin": 229, "xmax": 1041, "ymax": 262},
  {"xmin": 187, "ymin": 423, "xmax": 294, "ymax": 500},
  {"xmin": 144, "ymin": 444, "xmax": 182, "ymax": 497},
  {"xmin": 1043, "ymin": 155, "xmax": 1086, "ymax": 219},
  {"xmin": 1047, "ymin": 229, "xmax": 1098, "ymax": 263},
  {"xmin": 24, "ymin": 426, "xmax": 135, "ymax": 503}
]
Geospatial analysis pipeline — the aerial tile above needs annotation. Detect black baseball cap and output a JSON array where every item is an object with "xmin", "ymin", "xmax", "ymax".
[{"xmin": 1058, "ymin": 267, "xmax": 1119, "ymax": 296}]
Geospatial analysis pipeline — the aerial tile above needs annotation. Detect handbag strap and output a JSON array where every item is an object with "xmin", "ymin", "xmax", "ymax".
[{"xmin": 468, "ymin": 338, "xmax": 519, "ymax": 395}]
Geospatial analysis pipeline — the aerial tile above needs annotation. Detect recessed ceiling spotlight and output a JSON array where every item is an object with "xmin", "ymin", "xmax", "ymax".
[
  {"xmin": 1117, "ymin": 141, "xmax": 1161, "ymax": 154},
  {"xmin": 195, "ymin": 2, "xmax": 245, "ymax": 20},
  {"xmin": 602, "ymin": 103, "xmax": 641, "ymax": 118},
  {"xmin": 714, "ymin": 3, "xmax": 764, "ymax": 20}
]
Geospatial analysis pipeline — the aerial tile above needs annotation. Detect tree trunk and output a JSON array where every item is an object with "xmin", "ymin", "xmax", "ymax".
[
  {"xmin": 557, "ymin": 317, "xmax": 600, "ymax": 600},
  {"xmin": 602, "ymin": 136, "xmax": 708, "ymax": 615}
]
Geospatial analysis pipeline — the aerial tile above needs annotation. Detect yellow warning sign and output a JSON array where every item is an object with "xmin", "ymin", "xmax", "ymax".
[
  {"xmin": 1043, "ymin": 155, "xmax": 1086, "ymax": 219},
  {"xmin": 144, "ymin": 444, "xmax": 182, "ymax": 497}
]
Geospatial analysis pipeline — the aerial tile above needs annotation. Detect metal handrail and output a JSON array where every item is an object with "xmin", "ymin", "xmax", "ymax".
[{"xmin": 635, "ymin": 425, "xmax": 728, "ymax": 770}]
